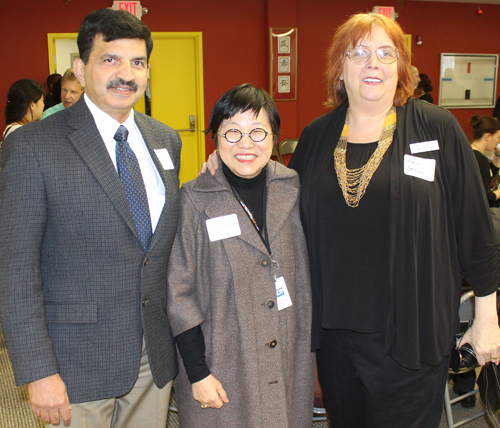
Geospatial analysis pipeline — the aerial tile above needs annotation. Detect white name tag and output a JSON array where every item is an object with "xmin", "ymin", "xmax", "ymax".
[
  {"xmin": 409, "ymin": 140, "xmax": 440, "ymax": 154},
  {"xmin": 206, "ymin": 214, "xmax": 241, "ymax": 242},
  {"xmin": 275, "ymin": 276, "xmax": 293, "ymax": 311},
  {"xmin": 154, "ymin": 148, "xmax": 175, "ymax": 170},
  {"xmin": 404, "ymin": 154, "xmax": 436, "ymax": 182}
]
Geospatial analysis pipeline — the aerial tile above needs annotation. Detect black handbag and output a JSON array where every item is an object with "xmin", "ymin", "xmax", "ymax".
[{"xmin": 478, "ymin": 363, "xmax": 500, "ymax": 427}]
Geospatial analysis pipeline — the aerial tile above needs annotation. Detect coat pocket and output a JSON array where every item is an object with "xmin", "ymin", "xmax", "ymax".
[{"xmin": 45, "ymin": 301, "xmax": 98, "ymax": 324}]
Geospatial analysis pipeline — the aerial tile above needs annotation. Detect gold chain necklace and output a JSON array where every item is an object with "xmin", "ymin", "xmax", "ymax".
[{"xmin": 334, "ymin": 106, "xmax": 397, "ymax": 208}]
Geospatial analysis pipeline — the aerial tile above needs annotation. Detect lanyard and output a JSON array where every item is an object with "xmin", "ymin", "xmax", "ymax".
[{"xmin": 230, "ymin": 184, "xmax": 271, "ymax": 254}]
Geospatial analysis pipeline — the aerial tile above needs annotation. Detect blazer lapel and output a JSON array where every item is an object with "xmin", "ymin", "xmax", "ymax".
[
  {"xmin": 66, "ymin": 100, "xmax": 138, "ymax": 241},
  {"xmin": 135, "ymin": 113, "xmax": 178, "ymax": 253}
]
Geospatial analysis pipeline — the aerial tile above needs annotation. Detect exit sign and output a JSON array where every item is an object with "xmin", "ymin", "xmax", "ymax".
[
  {"xmin": 372, "ymin": 6, "xmax": 396, "ymax": 19},
  {"xmin": 112, "ymin": 1, "xmax": 144, "ymax": 19}
]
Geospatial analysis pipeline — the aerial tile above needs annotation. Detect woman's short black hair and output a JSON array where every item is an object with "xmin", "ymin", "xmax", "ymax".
[
  {"xmin": 5, "ymin": 79, "xmax": 44, "ymax": 125},
  {"xmin": 417, "ymin": 73, "xmax": 433, "ymax": 93},
  {"xmin": 206, "ymin": 84, "xmax": 280, "ymax": 147},
  {"xmin": 470, "ymin": 115, "xmax": 500, "ymax": 140},
  {"xmin": 77, "ymin": 8, "xmax": 153, "ymax": 64}
]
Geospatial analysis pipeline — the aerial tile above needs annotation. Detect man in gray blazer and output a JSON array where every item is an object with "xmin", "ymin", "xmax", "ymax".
[{"xmin": 0, "ymin": 9, "xmax": 180, "ymax": 427}]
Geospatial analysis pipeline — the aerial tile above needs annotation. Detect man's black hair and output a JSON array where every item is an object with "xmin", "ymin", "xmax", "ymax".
[{"xmin": 77, "ymin": 9, "xmax": 153, "ymax": 64}]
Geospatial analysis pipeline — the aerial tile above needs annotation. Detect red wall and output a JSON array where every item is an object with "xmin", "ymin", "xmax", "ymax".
[{"xmin": 2, "ymin": 0, "xmax": 500, "ymax": 156}]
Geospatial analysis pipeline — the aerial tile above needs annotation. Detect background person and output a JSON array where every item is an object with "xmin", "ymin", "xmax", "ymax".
[
  {"xmin": 287, "ymin": 13, "xmax": 500, "ymax": 428},
  {"xmin": 42, "ymin": 68, "xmax": 84, "ymax": 119},
  {"xmin": 410, "ymin": 64, "xmax": 420, "ymax": 91},
  {"xmin": 3, "ymin": 78, "xmax": 44, "ymax": 140},
  {"xmin": 43, "ymin": 73, "xmax": 61, "ymax": 110},
  {"xmin": 416, "ymin": 72, "xmax": 434, "ymax": 103},
  {"xmin": 168, "ymin": 84, "xmax": 315, "ymax": 427},
  {"xmin": 469, "ymin": 115, "xmax": 500, "ymax": 206},
  {"xmin": 0, "ymin": 8, "xmax": 181, "ymax": 428}
]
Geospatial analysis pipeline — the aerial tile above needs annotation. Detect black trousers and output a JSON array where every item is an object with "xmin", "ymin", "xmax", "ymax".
[{"xmin": 316, "ymin": 329, "xmax": 450, "ymax": 428}]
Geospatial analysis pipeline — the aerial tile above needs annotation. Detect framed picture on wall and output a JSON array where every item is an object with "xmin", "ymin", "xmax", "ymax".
[
  {"xmin": 270, "ymin": 27, "xmax": 297, "ymax": 101},
  {"xmin": 278, "ymin": 56, "xmax": 290, "ymax": 73},
  {"xmin": 439, "ymin": 53, "xmax": 498, "ymax": 108}
]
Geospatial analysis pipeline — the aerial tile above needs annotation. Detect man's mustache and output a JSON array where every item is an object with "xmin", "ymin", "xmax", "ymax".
[{"xmin": 107, "ymin": 79, "xmax": 138, "ymax": 92}]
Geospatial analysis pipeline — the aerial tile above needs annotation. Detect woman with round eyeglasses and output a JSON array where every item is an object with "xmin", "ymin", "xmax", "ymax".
[
  {"xmin": 167, "ymin": 84, "xmax": 315, "ymax": 427},
  {"xmin": 286, "ymin": 13, "xmax": 500, "ymax": 427}
]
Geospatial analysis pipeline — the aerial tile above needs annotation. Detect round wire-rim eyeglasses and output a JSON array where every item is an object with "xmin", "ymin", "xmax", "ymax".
[
  {"xmin": 345, "ymin": 46, "xmax": 399, "ymax": 65},
  {"xmin": 218, "ymin": 128, "xmax": 273, "ymax": 144}
]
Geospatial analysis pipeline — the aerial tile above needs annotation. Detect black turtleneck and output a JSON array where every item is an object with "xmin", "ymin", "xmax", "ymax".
[{"xmin": 175, "ymin": 162, "xmax": 270, "ymax": 384}]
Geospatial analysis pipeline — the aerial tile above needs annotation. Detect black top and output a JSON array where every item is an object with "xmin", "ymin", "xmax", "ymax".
[
  {"xmin": 289, "ymin": 98, "xmax": 499, "ymax": 369},
  {"xmin": 175, "ymin": 161, "xmax": 268, "ymax": 383},
  {"xmin": 473, "ymin": 149, "xmax": 500, "ymax": 206},
  {"xmin": 319, "ymin": 142, "xmax": 390, "ymax": 332},
  {"xmin": 418, "ymin": 93, "xmax": 434, "ymax": 104}
]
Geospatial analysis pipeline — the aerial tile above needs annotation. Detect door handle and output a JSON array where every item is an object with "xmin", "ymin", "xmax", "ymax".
[{"xmin": 175, "ymin": 115, "xmax": 196, "ymax": 132}]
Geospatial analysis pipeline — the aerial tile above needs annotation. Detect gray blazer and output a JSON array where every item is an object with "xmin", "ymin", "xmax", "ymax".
[{"xmin": 0, "ymin": 98, "xmax": 180, "ymax": 403}]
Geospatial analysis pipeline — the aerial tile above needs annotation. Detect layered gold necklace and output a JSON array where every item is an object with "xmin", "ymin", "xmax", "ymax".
[{"xmin": 334, "ymin": 106, "xmax": 397, "ymax": 208}]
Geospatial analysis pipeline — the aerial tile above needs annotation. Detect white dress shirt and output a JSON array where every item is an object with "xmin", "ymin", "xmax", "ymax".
[{"xmin": 84, "ymin": 94, "xmax": 165, "ymax": 232}]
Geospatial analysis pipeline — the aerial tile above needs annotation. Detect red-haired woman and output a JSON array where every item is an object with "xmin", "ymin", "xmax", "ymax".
[{"xmin": 289, "ymin": 13, "xmax": 500, "ymax": 428}]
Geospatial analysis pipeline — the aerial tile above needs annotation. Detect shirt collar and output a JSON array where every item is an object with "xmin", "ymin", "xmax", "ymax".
[{"xmin": 84, "ymin": 93, "xmax": 136, "ymax": 140}]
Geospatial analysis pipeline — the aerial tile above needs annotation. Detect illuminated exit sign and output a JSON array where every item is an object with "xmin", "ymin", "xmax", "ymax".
[
  {"xmin": 372, "ymin": 6, "xmax": 396, "ymax": 19},
  {"xmin": 112, "ymin": 1, "xmax": 145, "ymax": 19}
]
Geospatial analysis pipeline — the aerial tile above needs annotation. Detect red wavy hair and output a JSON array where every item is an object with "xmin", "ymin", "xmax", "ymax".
[{"xmin": 325, "ymin": 13, "xmax": 413, "ymax": 108}]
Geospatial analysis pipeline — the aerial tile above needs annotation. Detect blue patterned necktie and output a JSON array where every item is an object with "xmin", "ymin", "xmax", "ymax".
[{"xmin": 115, "ymin": 125, "xmax": 152, "ymax": 251}]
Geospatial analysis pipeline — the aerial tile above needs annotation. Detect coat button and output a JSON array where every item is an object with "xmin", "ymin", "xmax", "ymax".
[
  {"xmin": 144, "ymin": 258, "xmax": 149, "ymax": 266},
  {"xmin": 142, "ymin": 298, "xmax": 148, "ymax": 306},
  {"xmin": 261, "ymin": 259, "xmax": 270, "ymax": 267},
  {"xmin": 265, "ymin": 300, "xmax": 275, "ymax": 309},
  {"xmin": 269, "ymin": 340, "xmax": 277, "ymax": 348}
]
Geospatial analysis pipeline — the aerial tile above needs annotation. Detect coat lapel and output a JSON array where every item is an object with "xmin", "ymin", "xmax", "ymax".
[
  {"xmin": 66, "ymin": 100, "xmax": 138, "ymax": 241},
  {"xmin": 196, "ymin": 161, "xmax": 299, "ymax": 257},
  {"xmin": 204, "ymin": 185, "xmax": 269, "ymax": 256},
  {"xmin": 265, "ymin": 162, "xmax": 299, "ymax": 247}
]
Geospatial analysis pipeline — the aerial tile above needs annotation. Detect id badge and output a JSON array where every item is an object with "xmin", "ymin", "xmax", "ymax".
[
  {"xmin": 275, "ymin": 276, "xmax": 292, "ymax": 311},
  {"xmin": 404, "ymin": 154, "xmax": 436, "ymax": 182},
  {"xmin": 205, "ymin": 214, "xmax": 241, "ymax": 242},
  {"xmin": 154, "ymin": 148, "xmax": 175, "ymax": 170}
]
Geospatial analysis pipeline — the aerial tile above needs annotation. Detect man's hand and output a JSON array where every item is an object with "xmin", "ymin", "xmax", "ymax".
[
  {"xmin": 199, "ymin": 151, "xmax": 219, "ymax": 176},
  {"xmin": 192, "ymin": 374, "xmax": 229, "ymax": 409},
  {"xmin": 27, "ymin": 374, "xmax": 72, "ymax": 426}
]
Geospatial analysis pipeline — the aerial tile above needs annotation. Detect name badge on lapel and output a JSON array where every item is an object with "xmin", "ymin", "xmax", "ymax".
[
  {"xmin": 409, "ymin": 140, "xmax": 440, "ymax": 154},
  {"xmin": 206, "ymin": 214, "xmax": 241, "ymax": 242},
  {"xmin": 404, "ymin": 154, "xmax": 436, "ymax": 182},
  {"xmin": 154, "ymin": 149, "xmax": 175, "ymax": 170}
]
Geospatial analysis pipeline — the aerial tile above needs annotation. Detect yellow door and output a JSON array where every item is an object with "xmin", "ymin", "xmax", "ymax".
[
  {"xmin": 149, "ymin": 32, "xmax": 205, "ymax": 185},
  {"xmin": 47, "ymin": 32, "xmax": 205, "ymax": 185}
]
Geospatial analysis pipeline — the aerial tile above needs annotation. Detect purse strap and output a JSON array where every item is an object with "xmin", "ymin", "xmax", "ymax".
[{"xmin": 483, "ymin": 363, "xmax": 500, "ymax": 428}]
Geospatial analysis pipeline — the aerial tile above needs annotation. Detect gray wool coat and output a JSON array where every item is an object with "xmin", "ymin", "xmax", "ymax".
[{"xmin": 167, "ymin": 160, "xmax": 315, "ymax": 428}]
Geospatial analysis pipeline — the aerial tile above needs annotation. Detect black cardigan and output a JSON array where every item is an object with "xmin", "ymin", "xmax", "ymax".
[{"xmin": 289, "ymin": 98, "xmax": 499, "ymax": 369}]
